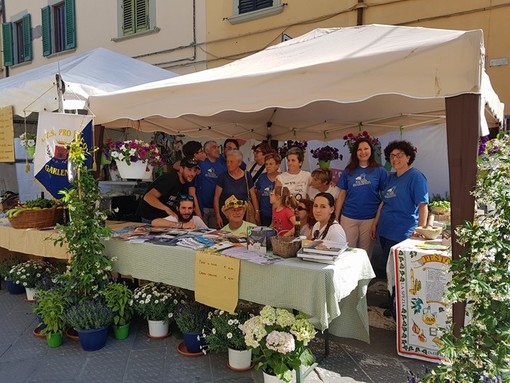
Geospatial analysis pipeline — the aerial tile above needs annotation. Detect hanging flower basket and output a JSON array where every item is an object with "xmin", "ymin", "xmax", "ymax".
[{"xmin": 116, "ymin": 160, "xmax": 153, "ymax": 179}]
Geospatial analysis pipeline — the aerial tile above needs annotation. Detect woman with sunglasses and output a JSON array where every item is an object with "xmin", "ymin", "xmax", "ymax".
[
  {"xmin": 296, "ymin": 199, "xmax": 315, "ymax": 239},
  {"xmin": 371, "ymin": 140, "xmax": 428, "ymax": 275},
  {"xmin": 311, "ymin": 192, "xmax": 346, "ymax": 243},
  {"xmin": 334, "ymin": 138, "xmax": 388, "ymax": 258}
]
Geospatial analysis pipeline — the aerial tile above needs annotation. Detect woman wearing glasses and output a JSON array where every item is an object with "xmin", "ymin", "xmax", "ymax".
[
  {"xmin": 371, "ymin": 140, "xmax": 429, "ymax": 274},
  {"xmin": 334, "ymin": 138, "xmax": 388, "ymax": 257},
  {"xmin": 311, "ymin": 192, "xmax": 347, "ymax": 243}
]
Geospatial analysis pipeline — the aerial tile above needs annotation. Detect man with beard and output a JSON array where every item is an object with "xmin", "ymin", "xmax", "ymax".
[
  {"xmin": 151, "ymin": 195, "xmax": 208, "ymax": 229},
  {"xmin": 137, "ymin": 157, "xmax": 199, "ymax": 222}
]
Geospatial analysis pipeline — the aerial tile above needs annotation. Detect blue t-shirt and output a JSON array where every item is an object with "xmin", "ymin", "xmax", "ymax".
[
  {"xmin": 217, "ymin": 172, "xmax": 254, "ymax": 211},
  {"xmin": 193, "ymin": 158, "xmax": 226, "ymax": 210},
  {"xmin": 337, "ymin": 166, "xmax": 388, "ymax": 220},
  {"xmin": 377, "ymin": 167, "xmax": 428, "ymax": 242},
  {"xmin": 255, "ymin": 173, "xmax": 275, "ymax": 225}
]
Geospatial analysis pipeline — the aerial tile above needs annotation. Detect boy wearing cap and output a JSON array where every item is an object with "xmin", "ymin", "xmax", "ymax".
[
  {"xmin": 137, "ymin": 157, "xmax": 199, "ymax": 222},
  {"xmin": 220, "ymin": 195, "xmax": 256, "ymax": 236}
]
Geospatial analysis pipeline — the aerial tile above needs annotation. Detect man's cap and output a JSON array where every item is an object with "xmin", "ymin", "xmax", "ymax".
[
  {"xmin": 182, "ymin": 141, "xmax": 203, "ymax": 157},
  {"xmin": 222, "ymin": 195, "xmax": 247, "ymax": 213},
  {"xmin": 180, "ymin": 156, "xmax": 199, "ymax": 169}
]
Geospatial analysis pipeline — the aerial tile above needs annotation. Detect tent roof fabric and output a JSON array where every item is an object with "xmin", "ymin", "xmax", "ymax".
[
  {"xmin": 0, "ymin": 47, "xmax": 177, "ymax": 117},
  {"xmin": 90, "ymin": 25, "xmax": 504, "ymax": 140}
]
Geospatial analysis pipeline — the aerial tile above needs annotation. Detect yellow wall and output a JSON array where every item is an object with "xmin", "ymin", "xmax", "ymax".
[{"xmin": 206, "ymin": 0, "xmax": 510, "ymax": 116}]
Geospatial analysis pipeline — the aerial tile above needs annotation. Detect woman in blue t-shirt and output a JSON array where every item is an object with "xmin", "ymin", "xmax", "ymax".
[
  {"xmin": 371, "ymin": 140, "xmax": 429, "ymax": 271},
  {"xmin": 335, "ymin": 138, "xmax": 388, "ymax": 258},
  {"xmin": 255, "ymin": 152, "xmax": 282, "ymax": 227}
]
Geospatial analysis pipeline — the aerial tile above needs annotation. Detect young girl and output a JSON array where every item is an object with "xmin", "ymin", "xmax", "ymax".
[
  {"xmin": 255, "ymin": 152, "xmax": 282, "ymax": 227},
  {"xmin": 312, "ymin": 192, "xmax": 347, "ymax": 243},
  {"xmin": 296, "ymin": 198, "xmax": 316, "ymax": 239},
  {"xmin": 270, "ymin": 186, "xmax": 298, "ymax": 236}
]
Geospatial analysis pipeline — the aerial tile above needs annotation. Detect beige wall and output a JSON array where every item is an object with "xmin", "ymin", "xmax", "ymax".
[
  {"xmin": 2, "ymin": 0, "xmax": 207, "ymax": 76},
  {"xmin": 206, "ymin": 0, "xmax": 510, "ymax": 116}
]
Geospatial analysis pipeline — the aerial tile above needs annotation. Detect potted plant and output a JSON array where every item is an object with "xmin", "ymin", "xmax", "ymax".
[
  {"xmin": 0, "ymin": 256, "xmax": 23, "ymax": 293},
  {"xmin": 240, "ymin": 305, "xmax": 316, "ymax": 383},
  {"xmin": 310, "ymin": 145, "xmax": 341, "ymax": 169},
  {"xmin": 204, "ymin": 308, "xmax": 254, "ymax": 370},
  {"xmin": 101, "ymin": 282, "xmax": 134, "ymax": 340},
  {"xmin": 54, "ymin": 133, "xmax": 113, "ymax": 300},
  {"xmin": 19, "ymin": 131, "xmax": 37, "ymax": 158},
  {"xmin": 103, "ymin": 138, "xmax": 164, "ymax": 179},
  {"xmin": 175, "ymin": 301, "xmax": 210, "ymax": 355},
  {"xmin": 343, "ymin": 130, "xmax": 382, "ymax": 165},
  {"xmin": 277, "ymin": 140, "xmax": 308, "ymax": 159},
  {"xmin": 33, "ymin": 288, "xmax": 70, "ymax": 348},
  {"xmin": 133, "ymin": 282, "xmax": 186, "ymax": 338},
  {"xmin": 8, "ymin": 260, "xmax": 54, "ymax": 301},
  {"xmin": 62, "ymin": 300, "xmax": 114, "ymax": 351}
]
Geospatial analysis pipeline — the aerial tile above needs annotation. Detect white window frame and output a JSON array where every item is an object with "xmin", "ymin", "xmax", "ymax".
[{"xmin": 229, "ymin": 0, "xmax": 284, "ymax": 25}]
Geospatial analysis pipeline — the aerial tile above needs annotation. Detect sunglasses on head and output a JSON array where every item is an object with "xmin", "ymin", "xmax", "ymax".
[
  {"xmin": 179, "ymin": 195, "xmax": 194, "ymax": 201},
  {"xmin": 226, "ymin": 200, "xmax": 245, "ymax": 208}
]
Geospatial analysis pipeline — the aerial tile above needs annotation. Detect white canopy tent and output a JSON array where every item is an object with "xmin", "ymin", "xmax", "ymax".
[
  {"xmin": 90, "ymin": 25, "xmax": 505, "ymax": 333},
  {"xmin": 90, "ymin": 25, "xmax": 504, "ymax": 140},
  {"xmin": 0, "ymin": 47, "xmax": 177, "ymax": 117}
]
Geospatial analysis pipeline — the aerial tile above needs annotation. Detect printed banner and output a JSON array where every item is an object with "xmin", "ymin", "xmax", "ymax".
[
  {"xmin": 34, "ymin": 112, "xmax": 93, "ymax": 199},
  {"xmin": 0, "ymin": 106, "xmax": 14, "ymax": 162}
]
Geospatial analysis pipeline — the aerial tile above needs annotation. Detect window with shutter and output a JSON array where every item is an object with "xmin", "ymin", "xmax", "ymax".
[
  {"xmin": 2, "ymin": 23, "xmax": 14, "ymax": 67},
  {"xmin": 41, "ymin": 6, "xmax": 52, "ymax": 56},
  {"xmin": 230, "ymin": 0, "xmax": 282, "ymax": 24},
  {"xmin": 41, "ymin": 0, "xmax": 76, "ymax": 56},
  {"xmin": 238, "ymin": 0, "xmax": 273, "ymax": 14},
  {"xmin": 64, "ymin": 0, "xmax": 76, "ymax": 49},
  {"xmin": 22, "ymin": 14, "xmax": 33, "ymax": 62},
  {"xmin": 121, "ymin": 0, "xmax": 150, "ymax": 36}
]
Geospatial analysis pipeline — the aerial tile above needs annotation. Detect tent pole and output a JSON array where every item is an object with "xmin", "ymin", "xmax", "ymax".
[
  {"xmin": 445, "ymin": 93, "xmax": 480, "ymax": 337},
  {"xmin": 56, "ymin": 73, "xmax": 64, "ymax": 113}
]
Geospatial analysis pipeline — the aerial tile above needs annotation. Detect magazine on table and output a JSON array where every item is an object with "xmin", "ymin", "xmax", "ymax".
[{"xmin": 301, "ymin": 240, "xmax": 348, "ymax": 256}]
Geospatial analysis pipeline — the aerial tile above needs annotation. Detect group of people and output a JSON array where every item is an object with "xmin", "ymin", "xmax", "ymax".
[{"xmin": 136, "ymin": 137, "xmax": 428, "ymax": 273}]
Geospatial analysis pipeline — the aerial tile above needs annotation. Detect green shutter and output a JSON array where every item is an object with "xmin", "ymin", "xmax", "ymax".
[
  {"xmin": 135, "ymin": 0, "xmax": 149, "ymax": 32},
  {"xmin": 122, "ymin": 0, "xmax": 134, "ymax": 35},
  {"xmin": 2, "ymin": 22, "xmax": 13, "ymax": 66},
  {"xmin": 22, "ymin": 14, "xmax": 33, "ymax": 62},
  {"xmin": 64, "ymin": 0, "xmax": 76, "ymax": 49},
  {"xmin": 41, "ymin": 6, "xmax": 51, "ymax": 56}
]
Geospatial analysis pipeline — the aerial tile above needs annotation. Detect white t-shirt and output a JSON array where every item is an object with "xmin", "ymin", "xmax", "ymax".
[
  {"xmin": 311, "ymin": 221, "xmax": 347, "ymax": 243},
  {"xmin": 307, "ymin": 184, "xmax": 341, "ymax": 200},
  {"xmin": 163, "ymin": 215, "xmax": 208, "ymax": 229},
  {"xmin": 276, "ymin": 170, "xmax": 311, "ymax": 200}
]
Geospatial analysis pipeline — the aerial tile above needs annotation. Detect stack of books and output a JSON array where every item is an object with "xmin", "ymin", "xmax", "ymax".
[{"xmin": 297, "ymin": 240, "xmax": 348, "ymax": 264}]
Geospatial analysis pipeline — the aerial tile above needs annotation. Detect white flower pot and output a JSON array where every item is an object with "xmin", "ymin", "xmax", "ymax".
[
  {"xmin": 147, "ymin": 320, "xmax": 169, "ymax": 338},
  {"xmin": 228, "ymin": 348, "xmax": 252, "ymax": 370},
  {"xmin": 25, "ymin": 287, "xmax": 36, "ymax": 301},
  {"xmin": 116, "ymin": 160, "xmax": 153, "ymax": 180},
  {"xmin": 262, "ymin": 369, "xmax": 298, "ymax": 383}
]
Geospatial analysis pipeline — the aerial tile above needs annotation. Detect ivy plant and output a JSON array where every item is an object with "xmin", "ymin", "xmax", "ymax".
[
  {"xmin": 422, "ymin": 135, "xmax": 510, "ymax": 383},
  {"xmin": 54, "ymin": 133, "xmax": 112, "ymax": 299}
]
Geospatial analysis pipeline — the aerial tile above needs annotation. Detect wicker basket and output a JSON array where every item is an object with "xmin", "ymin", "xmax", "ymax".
[
  {"xmin": 8, "ymin": 207, "xmax": 62, "ymax": 229},
  {"xmin": 271, "ymin": 236, "xmax": 301, "ymax": 258}
]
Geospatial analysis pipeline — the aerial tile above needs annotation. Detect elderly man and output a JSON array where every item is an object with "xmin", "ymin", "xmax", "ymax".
[
  {"xmin": 188, "ymin": 140, "xmax": 226, "ymax": 228},
  {"xmin": 137, "ymin": 157, "xmax": 199, "ymax": 222},
  {"xmin": 220, "ymin": 195, "xmax": 256, "ymax": 235},
  {"xmin": 151, "ymin": 195, "xmax": 208, "ymax": 229}
]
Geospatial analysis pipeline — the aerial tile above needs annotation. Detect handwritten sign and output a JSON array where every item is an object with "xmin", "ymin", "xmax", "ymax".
[
  {"xmin": 0, "ymin": 106, "xmax": 14, "ymax": 162},
  {"xmin": 195, "ymin": 250, "xmax": 240, "ymax": 313}
]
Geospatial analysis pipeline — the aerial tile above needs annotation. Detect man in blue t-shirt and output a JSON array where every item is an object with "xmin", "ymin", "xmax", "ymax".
[{"xmin": 189, "ymin": 141, "xmax": 226, "ymax": 229}]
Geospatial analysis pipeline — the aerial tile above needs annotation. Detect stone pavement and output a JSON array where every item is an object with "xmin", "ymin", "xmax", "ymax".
[{"xmin": 0, "ymin": 281, "xmax": 433, "ymax": 383}]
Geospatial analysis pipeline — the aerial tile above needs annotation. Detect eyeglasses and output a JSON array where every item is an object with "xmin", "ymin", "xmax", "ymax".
[
  {"xmin": 389, "ymin": 152, "xmax": 406, "ymax": 160},
  {"xmin": 179, "ymin": 195, "xmax": 194, "ymax": 201},
  {"xmin": 296, "ymin": 206, "xmax": 307, "ymax": 211},
  {"xmin": 195, "ymin": 149, "xmax": 204, "ymax": 154}
]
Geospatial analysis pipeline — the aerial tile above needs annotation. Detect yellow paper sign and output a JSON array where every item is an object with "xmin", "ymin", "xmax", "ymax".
[
  {"xmin": 0, "ymin": 106, "xmax": 14, "ymax": 162},
  {"xmin": 194, "ymin": 251, "xmax": 240, "ymax": 313}
]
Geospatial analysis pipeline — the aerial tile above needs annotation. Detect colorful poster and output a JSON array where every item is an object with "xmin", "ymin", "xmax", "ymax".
[
  {"xmin": 392, "ymin": 242, "xmax": 451, "ymax": 362},
  {"xmin": 34, "ymin": 112, "xmax": 93, "ymax": 199}
]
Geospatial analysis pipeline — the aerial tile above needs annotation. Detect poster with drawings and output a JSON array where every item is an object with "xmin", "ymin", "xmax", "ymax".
[{"xmin": 395, "ymin": 248, "xmax": 452, "ymax": 363}]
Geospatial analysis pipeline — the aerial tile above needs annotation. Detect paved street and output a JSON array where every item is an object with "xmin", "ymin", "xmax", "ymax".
[{"xmin": 0, "ymin": 280, "xmax": 432, "ymax": 382}]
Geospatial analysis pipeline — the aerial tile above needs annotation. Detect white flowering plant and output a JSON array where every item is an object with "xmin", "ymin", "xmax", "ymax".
[
  {"xmin": 8, "ymin": 260, "xmax": 55, "ymax": 288},
  {"xmin": 204, "ymin": 309, "xmax": 253, "ymax": 352},
  {"xmin": 240, "ymin": 305, "xmax": 316, "ymax": 382},
  {"xmin": 19, "ymin": 132, "xmax": 36, "ymax": 148},
  {"xmin": 133, "ymin": 282, "xmax": 187, "ymax": 322}
]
